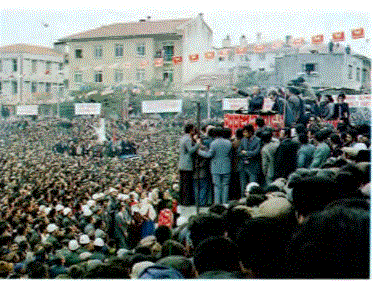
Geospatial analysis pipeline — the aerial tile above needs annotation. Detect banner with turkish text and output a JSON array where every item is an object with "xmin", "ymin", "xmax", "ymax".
[
  {"xmin": 311, "ymin": 34, "xmax": 324, "ymax": 45},
  {"xmin": 224, "ymin": 114, "xmax": 284, "ymax": 134},
  {"xmin": 292, "ymin": 38, "xmax": 305, "ymax": 46}
]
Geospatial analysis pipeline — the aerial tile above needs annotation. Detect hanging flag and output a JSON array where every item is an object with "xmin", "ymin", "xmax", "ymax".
[
  {"xmin": 154, "ymin": 58, "xmax": 164, "ymax": 67},
  {"xmin": 271, "ymin": 41, "xmax": 284, "ymax": 49},
  {"xmin": 254, "ymin": 44, "xmax": 265, "ymax": 53},
  {"xmin": 311, "ymin": 34, "xmax": 324, "ymax": 45},
  {"xmin": 204, "ymin": 51, "xmax": 215, "ymax": 60},
  {"xmin": 352, "ymin": 28, "xmax": 365, "ymax": 39},
  {"xmin": 332, "ymin": 31, "xmax": 345, "ymax": 42},
  {"xmin": 219, "ymin": 49, "xmax": 230, "ymax": 57},
  {"xmin": 172, "ymin": 56, "xmax": 183, "ymax": 65},
  {"xmin": 235, "ymin": 47, "xmax": 247, "ymax": 54},
  {"xmin": 292, "ymin": 38, "xmax": 305, "ymax": 47},
  {"xmin": 189, "ymin": 54, "xmax": 199, "ymax": 62}
]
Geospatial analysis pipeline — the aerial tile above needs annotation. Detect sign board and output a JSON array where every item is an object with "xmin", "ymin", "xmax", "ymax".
[
  {"xmin": 16, "ymin": 105, "xmax": 38, "ymax": 115},
  {"xmin": 262, "ymin": 98, "xmax": 275, "ymax": 111},
  {"xmin": 75, "ymin": 103, "xmax": 101, "ymax": 115},
  {"xmin": 142, "ymin": 100, "xmax": 182, "ymax": 114},
  {"xmin": 343, "ymin": 95, "xmax": 371, "ymax": 108},
  {"xmin": 222, "ymin": 98, "xmax": 248, "ymax": 111},
  {"xmin": 224, "ymin": 114, "xmax": 284, "ymax": 134}
]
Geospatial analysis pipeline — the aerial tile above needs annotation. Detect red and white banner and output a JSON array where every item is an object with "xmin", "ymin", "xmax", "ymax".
[
  {"xmin": 224, "ymin": 114, "xmax": 284, "ymax": 133},
  {"xmin": 254, "ymin": 45, "xmax": 265, "ymax": 53},
  {"xmin": 204, "ymin": 51, "xmax": 215, "ymax": 60},
  {"xmin": 142, "ymin": 99, "xmax": 182, "ymax": 113},
  {"xmin": 332, "ymin": 31, "xmax": 345, "ymax": 42},
  {"xmin": 311, "ymin": 34, "xmax": 324, "ymax": 45},
  {"xmin": 235, "ymin": 47, "xmax": 248, "ymax": 54},
  {"xmin": 352, "ymin": 28, "xmax": 364, "ymax": 39},
  {"xmin": 222, "ymin": 98, "xmax": 248, "ymax": 111},
  {"xmin": 189, "ymin": 54, "xmax": 199, "ymax": 62},
  {"xmin": 292, "ymin": 38, "xmax": 305, "ymax": 46},
  {"xmin": 154, "ymin": 58, "xmax": 164, "ymax": 67},
  {"xmin": 172, "ymin": 56, "xmax": 183, "ymax": 65}
]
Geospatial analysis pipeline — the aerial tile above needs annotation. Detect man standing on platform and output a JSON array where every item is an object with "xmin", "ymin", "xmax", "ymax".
[{"xmin": 178, "ymin": 124, "xmax": 200, "ymax": 207}]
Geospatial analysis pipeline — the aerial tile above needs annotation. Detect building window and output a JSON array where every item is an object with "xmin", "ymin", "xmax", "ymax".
[
  {"xmin": 114, "ymin": 70, "xmax": 123, "ymax": 83},
  {"xmin": 12, "ymin": 81, "xmax": 17, "ymax": 94},
  {"xmin": 46, "ymin": 61, "xmax": 52, "ymax": 74},
  {"xmin": 74, "ymin": 71, "xmax": 83, "ymax": 83},
  {"xmin": 303, "ymin": 63, "xmax": 317, "ymax": 75},
  {"xmin": 115, "ymin": 44, "xmax": 124, "ymax": 58},
  {"xmin": 46, "ymin": 83, "xmax": 51, "ymax": 93},
  {"xmin": 94, "ymin": 46, "xmax": 103, "ymax": 59},
  {"xmin": 362, "ymin": 68, "xmax": 368, "ymax": 83},
  {"xmin": 75, "ymin": 49, "xmax": 83, "ymax": 59},
  {"xmin": 163, "ymin": 69, "xmax": 173, "ymax": 83},
  {"xmin": 0, "ymin": 60, "xmax": 2, "ymax": 72},
  {"xmin": 31, "ymin": 81, "xmax": 37, "ymax": 93},
  {"xmin": 0, "ymin": 82, "xmax": 2, "ymax": 94},
  {"xmin": 58, "ymin": 63, "xmax": 63, "ymax": 71},
  {"xmin": 136, "ymin": 69, "xmax": 146, "ymax": 82},
  {"xmin": 136, "ymin": 43, "xmax": 146, "ymax": 57},
  {"xmin": 219, "ymin": 57, "xmax": 225, "ymax": 62},
  {"xmin": 348, "ymin": 65, "xmax": 353, "ymax": 79},
  {"xmin": 94, "ymin": 71, "xmax": 103, "ymax": 83},
  {"xmin": 39, "ymin": 82, "xmax": 45, "ymax": 92},
  {"xmin": 356, "ymin": 67, "xmax": 361, "ymax": 82},
  {"xmin": 163, "ymin": 45, "xmax": 174, "ymax": 61},
  {"xmin": 12, "ymin": 59, "xmax": 18, "ymax": 72},
  {"xmin": 259, "ymin": 53, "xmax": 266, "ymax": 61},
  {"xmin": 32, "ymin": 60, "xmax": 37, "ymax": 73},
  {"xmin": 59, "ymin": 84, "xmax": 64, "ymax": 95}
]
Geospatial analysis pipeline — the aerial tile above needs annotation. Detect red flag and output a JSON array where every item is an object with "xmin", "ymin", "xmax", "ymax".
[
  {"xmin": 254, "ymin": 44, "xmax": 265, "ymax": 53},
  {"xmin": 311, "ymin": 34, "xmax": 324, "ymax": 45},
  {"xmin": 235, "ymin": 47, "xmax": 247, "ymax": 54},
  {"xmin": 172, "ymin": 56, "xmax": 183, "ymax": 65},
  {"xmin": 204, "ymin": 51, "xmax": 215, "ymax": 60},
  {"xmin": 154, "ymin": 58, "xmax": 164, "ymax": 67},
  {"xmin": 189, "ymin": 54, "xmax": 199, "ymax": 62},
  {"xmin": 292, "ymin": 38, "xmax": 305, "ymax": 46},
  {"xmin": 352, "ymin": 28, "xmax": 364, "ymax": 39},
  {"xmin": 219, "ymin": 49, "xmax": 230, "ymax": 57},
  {"xmin": 332, "ymin": 31, "xmax": 345, "ymax": 42}
]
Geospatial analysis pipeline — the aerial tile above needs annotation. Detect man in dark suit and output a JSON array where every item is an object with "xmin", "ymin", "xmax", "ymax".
[
  {"xmin": 274, "ymin": 127, "xmax": 300, "ymax": 180},
  {"xmin": 333, "ymin": 93, "xmax": 350, "ymax": 123},
  {"xmin": 237, "ymin": 124, "xmax": 262, "ymax": 197}
]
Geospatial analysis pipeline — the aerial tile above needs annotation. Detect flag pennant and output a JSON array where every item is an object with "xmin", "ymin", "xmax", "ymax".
[
  {"xmin": 254, "ymin": 44, "xmax": 265, "ymax": 53},
  {"xmin": 172, "ymin": 56, "xmax": 183, "ymax": 65},
  {"xmin": 292, "ymin": 38, "xmax": 305, "ymax": 46},
  {"xmin": 332, "ymin": 32, "xmax": 345, "ymax": 42},
  {"xmin": 352, "ymin": 28, "xmax": 364, "ymax": 39},
  {"xmin": 235, "ymin": 47, "xmax": 247, "ymax": 54},
  {"xmin": 204, "ymin": 51, "xmax": 215, "ymax": 60},
  {"xmin": 154, "ymin": 58, "xmax": 164, "ymax": 67},
  {"xmin": 219, "ymin": 49, "xmax": 230, "ymax": 57},
  {"xmin": 189, "ymin": 54, "xmax": 199, "ymax": 62},
  {"xmin": 311, "ymin": 34, "xmax": 324, "ymax": 45}
]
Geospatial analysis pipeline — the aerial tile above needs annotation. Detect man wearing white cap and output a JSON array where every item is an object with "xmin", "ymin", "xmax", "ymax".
[
  {"xmin": 89, "ymin": 238, "xmax": 107, "ymax": 261},
  {"xmin": 65, "ymin": 240, "xmax": 82, "ymax": 267}
]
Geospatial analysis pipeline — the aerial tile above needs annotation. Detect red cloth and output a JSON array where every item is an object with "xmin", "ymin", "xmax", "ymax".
[{"xmin": 158, "ymin": 208, "xmax": 174, "ymax": 228}]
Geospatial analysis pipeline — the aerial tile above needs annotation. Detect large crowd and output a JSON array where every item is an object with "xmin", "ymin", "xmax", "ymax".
[{"xmin": 0, "ymin": 84, "xmax": 370, "ymax": 279}]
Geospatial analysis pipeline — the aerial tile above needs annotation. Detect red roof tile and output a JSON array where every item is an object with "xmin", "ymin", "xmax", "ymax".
[
  {"xmin": 0, "ymin": 44, "xmax": 63, "ymax": 57},
  {"xmin": 62, "ymin": 18, "xmax": 192, "ymax": 41}
]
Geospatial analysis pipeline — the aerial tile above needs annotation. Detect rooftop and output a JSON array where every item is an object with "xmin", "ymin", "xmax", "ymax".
[
  {"xmin": 60, "ymin": 18, "xmax": 193, "ymax": 42},
  {"xmin": 0, "ymin": 44, "xmax": 63, "ymax": 57}
]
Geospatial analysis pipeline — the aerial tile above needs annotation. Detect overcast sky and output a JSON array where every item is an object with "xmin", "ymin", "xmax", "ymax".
[{"xmin": 0, "ymin": 3, "xmax": 371, "ymax": 57}]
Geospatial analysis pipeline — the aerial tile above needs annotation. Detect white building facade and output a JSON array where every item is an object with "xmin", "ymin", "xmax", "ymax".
[{"xmin": 0, "ymin": 44, "xmax": 66, "ymax": 114}]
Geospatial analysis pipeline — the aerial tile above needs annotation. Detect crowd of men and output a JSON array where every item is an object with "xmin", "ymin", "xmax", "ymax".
[{"xmin": 0, "ymin": 82, "xmax": 370, "ymax": 279}]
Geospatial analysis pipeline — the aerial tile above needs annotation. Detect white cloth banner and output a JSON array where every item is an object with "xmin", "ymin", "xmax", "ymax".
[
  {"xmin": 142, "ymin": 100, "xmax": 182, "ymax": 114},
  {"xmin": 222, "ymin": 98, "xmax": 248, "ymax": 111},
  {"xmin": 75, "ymin": 103, "xmax": 101, "ymax": 115},
  {"xmin": 16, "ymin": 105, "xmax": 38, "ymax": 115}
]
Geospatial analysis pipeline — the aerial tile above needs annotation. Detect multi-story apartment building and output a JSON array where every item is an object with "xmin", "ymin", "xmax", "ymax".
[
  {"xmin": 0, "ymin": 44, "xmax": 66, "ymax": 115},
  {"xmin": 275, "ymin": 47, "xmax": 371, "ymax": 91},
  {"xmin": 57, "ymin": 14, "xmax": 215, "ymax": 92}
]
